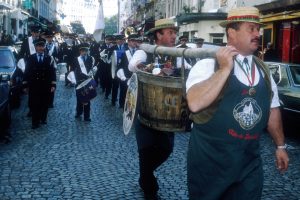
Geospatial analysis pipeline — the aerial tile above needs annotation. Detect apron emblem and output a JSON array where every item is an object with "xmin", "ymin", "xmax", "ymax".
[{"xmin": 233, "ymin": 98, "xmax": 262, "ymax": 130}]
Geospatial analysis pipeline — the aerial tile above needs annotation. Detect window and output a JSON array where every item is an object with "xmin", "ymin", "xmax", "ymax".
[
  {"xmin": 290, "ymin": 65, "xmax": 300, "ymax": 86},
  {"xmin": 210, "ymin": 33, "xmax": 224, "ymax": 45}
]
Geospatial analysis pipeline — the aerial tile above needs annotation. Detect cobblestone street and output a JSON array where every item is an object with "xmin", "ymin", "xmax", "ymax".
[{"xmin": 0, "ymin": 79, "xmax": 300, "ymax": 200}]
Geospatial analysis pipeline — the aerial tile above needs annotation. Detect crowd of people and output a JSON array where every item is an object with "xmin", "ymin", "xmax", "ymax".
[{"xmin": 4, "ymin": 6, "xmax": 290, "ymax": 200}]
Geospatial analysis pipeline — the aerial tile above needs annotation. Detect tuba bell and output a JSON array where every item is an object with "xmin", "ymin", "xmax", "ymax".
[{"xmin": 125, "ymin": 26, "xmax": 137, "ymax": 38}]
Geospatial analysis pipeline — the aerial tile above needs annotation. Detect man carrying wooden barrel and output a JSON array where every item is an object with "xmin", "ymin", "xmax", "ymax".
[
  {"xmin": 128, "ymin": 18, "xmax": 178, "ymax": 200},
  {"xmin": 186, "ymin": 7, "xmax": 289, "ymax": 199}
]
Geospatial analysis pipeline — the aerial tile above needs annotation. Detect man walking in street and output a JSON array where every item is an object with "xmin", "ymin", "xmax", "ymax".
[
  {"xmin": 111, "ymin": 34, "xmax": 126, "ymax": 106},
  {"xmin": 186, "ymin": 7, "xmax": 289, "ymax": 200},
  {"xmin": 43, "ymin": 29, "xmax": 60, "ymax": 108},
  {"xmin": 19, "ymin": 25, "xmax": 42, "ymax": 117},
  {"xmin": 73, "ymin": 43, "xmax": 95, "ymax": 122},
  {"xmin": 129, "ymin": 18, "xmax": 178, "ymax": 200},
  {"xmin": 23, "ymin": 38, "xmax": 56, "ymax": 129},
  {"xmin": 116, "ymin": 34, "xmax": 138, "ymax": 109}
]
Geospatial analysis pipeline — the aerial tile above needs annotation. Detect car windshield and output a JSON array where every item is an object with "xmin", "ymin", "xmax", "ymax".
[
  {"xmin": 0, "ymin": 50, "xmax": 15, "ymax": 68},
  {"xmin": 290, "ymin": 65, "xmax": 300, "ymax": 86}
]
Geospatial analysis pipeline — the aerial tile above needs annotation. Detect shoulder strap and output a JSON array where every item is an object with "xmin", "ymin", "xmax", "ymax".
[{"xmin": 253, "ymin": 56, "xmax": 273, "ymax": 102}]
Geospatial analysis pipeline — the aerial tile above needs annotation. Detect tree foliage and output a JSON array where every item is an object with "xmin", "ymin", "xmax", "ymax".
[
  {"xmin": 104, "ymin": 15, "xmax": 118, "ymax": 35},
  {"xmin": 70, "ymin": 21, "xmax": 86, "ymax": 34}
]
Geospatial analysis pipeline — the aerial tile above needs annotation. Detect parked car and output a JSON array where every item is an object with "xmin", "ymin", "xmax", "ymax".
[
  {"xmin": 0, "ymin": 74, "xmax": 11, "ymax": 143},
  {"xmin": 266, "ymin": 62, "xmax": 300, "ymax": 134},
  {"xmin": 0, "ymin": 46, "xmax": 23, "ymax": 109},
  {"xmin": 180, "ymin": 42, "xmax": 222, "ymax": 50}
]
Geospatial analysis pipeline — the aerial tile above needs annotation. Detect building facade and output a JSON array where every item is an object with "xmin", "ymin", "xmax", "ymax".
[
  {"xmin": 59, "ymin": 0, "xmax": 99, "ymax": 34},
  {"xmin": 0, "ymin": 0, "xmax": 60, "ymax": 40}
]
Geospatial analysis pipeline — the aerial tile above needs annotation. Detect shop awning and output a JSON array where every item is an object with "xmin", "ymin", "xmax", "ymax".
[
  {"xmin": 0, "ymin": 2, "xmax": 13, "ymax": 10},
  {"xmin": 26, "ymin": 16, "xmax": 47, "ymax": 28},
  {"xmin": 260, "ymin": 10, "xmax": 300, "ymax": 23},
  {"xmin": 10, "ymin": 9, "xmax": 29, "ymax": 21},
  {"xmin": 176, "ymin": 12, "xmax": 227, "ymax": 25},
  {"xmin": 256, "ymin": 0, "xmax": 300, "ymax": 14}
]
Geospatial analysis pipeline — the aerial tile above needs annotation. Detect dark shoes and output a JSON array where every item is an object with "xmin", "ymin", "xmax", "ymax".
[
  {"xmin": 84, "ymin": 118, "xmax": 91, "ymax": 122},
  {"xmin": 27, "ymin": 111, "xmax": 32, "ymax": 117},
  {"xmin": 139, "ymin": 178, "xmax": 159, "ymax": 200},
  {"xmin": 32, "ymin": 124, "xmax": 39, "ymax": 129},
  {"xmin": 144, "ymin": 193, "xmax": 159, "ymax": 200},
  {"xmin": 75, "ymin": 114, "xmax": 81, "ymax": 119}
]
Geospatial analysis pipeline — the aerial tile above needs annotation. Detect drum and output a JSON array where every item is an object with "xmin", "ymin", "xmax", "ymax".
[
  {"xmin": 76, "ymin": 78, "xmax": 97, "ymax": 103},
  {"xmin": 57, "ymin": 63, "xmax": 67, "ymax": 74},
  {"xmin": 136, "ymin": 71, "xmax": 189, "ymax": 132}
]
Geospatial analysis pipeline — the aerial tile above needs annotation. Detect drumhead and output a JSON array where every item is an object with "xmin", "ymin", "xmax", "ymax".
[{"xmin": 123, "ymin": 73, "xmax": 138, "ymax": 135}]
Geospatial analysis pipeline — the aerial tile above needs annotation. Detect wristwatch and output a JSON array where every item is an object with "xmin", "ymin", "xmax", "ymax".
[{"xmin": 277, "ymin": 144, "xmax": 287, "ymax": 150}]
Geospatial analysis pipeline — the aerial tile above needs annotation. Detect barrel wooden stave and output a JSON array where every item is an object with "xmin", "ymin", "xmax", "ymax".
[{"xmin": 137, "ymin": 71, "xmax": 189, "ymax": 132}]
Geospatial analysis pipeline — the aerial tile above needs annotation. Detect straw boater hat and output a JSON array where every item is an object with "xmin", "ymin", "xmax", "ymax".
[
  {"xmin": 147, "ymin": 18, "xmax": 178, "ymax": 34},
  {"xmin": 219, "ymin": 7, "xmax": 264, "ymax": 28}
]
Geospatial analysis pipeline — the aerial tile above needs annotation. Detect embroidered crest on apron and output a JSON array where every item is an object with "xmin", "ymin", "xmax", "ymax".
[{"xmin": 233, "ymin": 97, "xmax": 262, "ymax": 130}]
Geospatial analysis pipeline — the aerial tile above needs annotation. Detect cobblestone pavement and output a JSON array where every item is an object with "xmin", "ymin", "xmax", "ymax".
[{"xmin": 0, "ymin": 79, "xmax": 300, "ymax": 200}]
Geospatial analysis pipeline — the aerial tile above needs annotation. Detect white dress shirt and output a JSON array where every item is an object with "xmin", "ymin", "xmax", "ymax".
[
  {"xmin": 128, "ymin": 49, "xmax": 192, "ymax": 72},
  {"xmin": 186, "ymin": 54, "xmax": 280, "ymax": 108}
]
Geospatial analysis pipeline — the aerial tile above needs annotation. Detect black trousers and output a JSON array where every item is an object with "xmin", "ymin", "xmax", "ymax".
[
  {"xmin": 29, "ymin": 91, "xmax": 50, "ymax": 126},
  {"xmin": 135, "ymin": 122, "xmax": 174, "ymax": 194},
  {"xmin": 76, "ymin": 99, "xmax": 90, "ymax": 119},
  {"xmin": 49, "ymin": 91, "xmax": 54, "ymax": 107},
  {"xmin": 119, "ymin": 80, "xmax": 127, "ymax": 108},
  {"xmin": 111, "ymin": 77, "xmax": 120, "ymax": 104},
  {"xmin": 102, "ymin": 64, "xmax": 112, "ymax": 98}
]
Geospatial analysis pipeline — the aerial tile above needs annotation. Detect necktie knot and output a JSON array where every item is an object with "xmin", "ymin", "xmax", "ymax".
[{"xmin": 243, "ymin": 57, "xmax": 249, "ymax": 64}]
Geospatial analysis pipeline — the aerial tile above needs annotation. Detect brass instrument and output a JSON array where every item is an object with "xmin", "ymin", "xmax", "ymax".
[{"xmin": 124, "ymin": 26, "xmax": 137, "ymax": 38}]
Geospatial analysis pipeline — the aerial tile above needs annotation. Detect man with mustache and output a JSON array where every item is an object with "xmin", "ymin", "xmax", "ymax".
[
  {"xmin": 186, "ymin": 7, "xmax": 289, "ymax": 200},
  {"xmin": 129, "ymin": 18, "xmax": 178, "ymax": 200}
]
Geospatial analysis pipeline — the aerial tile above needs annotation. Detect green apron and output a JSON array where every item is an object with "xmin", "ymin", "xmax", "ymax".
[{"xmin": 187, "ymin": 67, "xmax": 270, "ymax": 200}]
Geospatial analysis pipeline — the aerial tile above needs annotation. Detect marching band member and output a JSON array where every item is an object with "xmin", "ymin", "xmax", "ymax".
[
  {"xmin": 99, "ymin": 35, "xmax": 114, "ymax": 99},
  {"xmin": 19, "ymin": 25, "xmax": 41, "ymax": 60},
  {"xmin": 116, "ymin": 34, "xmax": 139, "ymax": 109},
  {"xmin": 73, "ymin": 43, "xmax": 95, "ymax": 122},
  {"xmin": 43, "ymin": 29, "xmax": 60, "ymax": 108},
  {"xmin": 111, "ymin": 34, "xmax": 126, "ymax": 106},
  {"xmin": 19, "ymin": 25, "xmax": 41, "ymax": 117},
  {"xmin": 22, "ymin": 38, "xmax": 56, "ymax": 129}
]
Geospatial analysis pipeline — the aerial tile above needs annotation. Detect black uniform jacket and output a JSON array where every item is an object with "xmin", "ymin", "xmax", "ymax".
[
  {"xmin": 73, "ymin": 55, "xmax": 94, "ymax": 87},
  {"xmin": 23, "ymin": 54, "xmax": 56, "ymax": 93},
  {"xmin": 118, "ymin": 47, "xmax": 133, "ymax": 79}
]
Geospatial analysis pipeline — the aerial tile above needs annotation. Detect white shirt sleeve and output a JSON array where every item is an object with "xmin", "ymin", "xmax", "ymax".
[
  {"xmin": 176, "ymin": 57, "xmax": 192, "ymax": 69},
  {"xmin": 186, "ymin": 58, "xmax": 216, "ymax": 92},
  {"xmin": 270, "ymin": 75, "xmax": 280, "ymax": 108},
  {"xmin": 128, "ymin": 50, "xmax": 147, "ymax": 72}
]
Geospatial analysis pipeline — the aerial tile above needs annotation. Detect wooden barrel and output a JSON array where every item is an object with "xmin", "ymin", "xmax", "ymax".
[{"xmin": 136, "ymin": 70, "xmax": 189, "ymax": 132}]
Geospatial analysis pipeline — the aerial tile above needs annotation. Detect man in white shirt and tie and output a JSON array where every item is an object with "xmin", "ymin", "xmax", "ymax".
[{"xmin": 186, "ymin": 7, "xmax": 289, "ymax": 200}]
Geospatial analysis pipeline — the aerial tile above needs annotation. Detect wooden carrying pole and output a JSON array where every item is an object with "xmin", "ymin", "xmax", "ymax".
[{"xmin": 139, "ymin": 44, "xmax": 217, "ymax": 59}]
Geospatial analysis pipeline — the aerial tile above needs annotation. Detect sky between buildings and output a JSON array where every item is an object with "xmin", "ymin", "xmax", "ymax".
[{"xmin": 103, "ymin": 0, "xmax": 118, "ymax": 17}]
